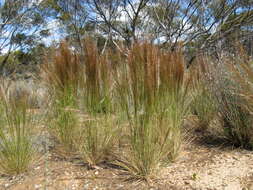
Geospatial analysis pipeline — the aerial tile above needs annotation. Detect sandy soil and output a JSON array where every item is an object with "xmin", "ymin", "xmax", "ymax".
[{"xmin": 0, "ymin": 136, "xmax": 252, "ymax": 190}]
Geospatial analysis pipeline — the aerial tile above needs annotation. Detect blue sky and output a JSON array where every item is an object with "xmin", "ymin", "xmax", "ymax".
[{"xmin": 0, "ymin": 0, "xmax": 65, "ymax": 53}]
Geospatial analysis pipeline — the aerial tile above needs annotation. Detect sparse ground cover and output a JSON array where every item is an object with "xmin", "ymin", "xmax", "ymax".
[{"xmin": 0, "ymin": 133, "xmax": 252, "ymax": 190}]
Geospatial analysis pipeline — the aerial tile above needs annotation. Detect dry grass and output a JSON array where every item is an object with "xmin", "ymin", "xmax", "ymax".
[
  {"xmin": 0, "ymin": 80, "xmax": 37, "ymax": 175},
  {"xmin": 42, "ymin": 41, "xmax": 83, "ymax": 151},
  {"xmin": 225, "ymin": 48, "xmax": 253, "ymax": 149},
  {"xmin": 81, "ymin": 39, "xmax": 114, "ymax": 114},
  {"xmin": 115, "ymin": 43, "xmax": 192, "ymax": 179},
  {"xmin": 76, "ymin": 40, "xmax": 118, "ymax": 166},
  {"xmin": 190, "ymin": 57, "xmax": 217, "ymax": 131},
  {"xmin": 3, "ymin": 39, "xmax": 252, "ymax": 181},
  {"xmin": 198, "ymin": 46, "xmax": 253, "ymax": 149},
  {"xmin": 42, "ymin": 42, "xmax": 82, "ymax": 98}
]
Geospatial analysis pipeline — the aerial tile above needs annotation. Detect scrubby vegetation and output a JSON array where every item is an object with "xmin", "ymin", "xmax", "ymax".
[
  {"xmin": 43, "ymin": 41, "xmax": 193, "ymax": 179},
  {"xmin": 0, "ymin": 1, "xmax": 253, "ymax": 189},
  {"xmin": 0, "ymin": 39, "xmax": 253, "ymax": 180},
  {"xmin": 0, "ymin": 39, "xmax": 252, "ymax": 182},
  {"xmin": 0, "ymin": 81, "xmax": 38, "ymax": 175}
]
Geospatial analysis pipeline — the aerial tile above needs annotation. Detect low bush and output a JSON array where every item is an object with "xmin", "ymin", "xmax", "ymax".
[{"xmin": 211, "ymin": 52, "xmax": 253, "ymax": 149}]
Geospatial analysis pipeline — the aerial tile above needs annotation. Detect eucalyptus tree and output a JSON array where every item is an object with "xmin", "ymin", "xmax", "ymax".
[
  {"xmin": 0, "ymin": 0, "xmax": 50, "ymax": 73},
  {"xmin": 43, "ymin": 0, "xmax": 253, "ymax": 58},
  {"xmin": 45, "ymin": 0, "xmax": 91, "ymax": 51},
  {"xmin": 144, "ymin": 0, "xmax": 253, "ymax": 65},
  {"xmin": 86, "ymin": 0, "xmax": 151, "ymax": 48}
]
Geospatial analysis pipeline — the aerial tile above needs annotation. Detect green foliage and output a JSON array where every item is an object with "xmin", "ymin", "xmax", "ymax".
[
  {"xmin": 81, "ymin": 39, "xmax": 113, "ymax": 114},
  {"xmin": 0, "ymin": 46, "xmax": 47, "ymax": 75},
  {"xmin": 212, "ymin": 53, "xmax": 253, "ymax": 149},
  {"xmin": 43, "ymin": 42, "xmax": 81, "ymax": 151},
  {"xmin": 45, "ymin": 0, "xmax": 89, "ymax": 49},
  {"xmin": 0, "ymin": 0, "xmax": 49, "ymax": 52},
  {"xmin": 78, "ymin": 114, "xmax": 119, "ymax": 167},
  {"xmin": 0, "ymin": 51, "xmax": 21, "ymax": 74},
  {"xmin": 220, "ymin": 10, "xmax": 253, "ymax": 32},
  {"xmin": 76, "ymin": 40, "xmax": 118, "ymax": 166},
  {"xmin": 50, "ymin": 89, "xmax": 79, "ymax": 151},
  {"xmin": 0, "ymin": 84, "xmax": 36, "ymax": 175},
  {"xmin": 217, "ymin": 85, "xmax": 253, "ymax": 149},
  {"xmin": 191, "ymin": 84, "xmax": 217, "ymax": 130},
  {"xmin": 115, "ymin": 43, "xmax": 191, "ymax": 179}
]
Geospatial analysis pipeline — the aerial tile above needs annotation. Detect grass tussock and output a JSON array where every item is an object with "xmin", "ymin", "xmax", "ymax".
[
  {"xmin": 78, "ymin": 115, "xmax": 119, "ymax": 167},
  {"xmin": 81, "ymin": 39, "xmax": 113, "ymax": 114},
  {"xmin": 190, "ymin": 57, "xmax": 217, "ymax": 131},
  {"xmin": 43, "ymin": 42, "xmax": 82, "ymax": 151},
  {"xmin": 201, "ymin": 47, "xmax": 253, "ymax": 149},
  {"xmin": 39, "ymin": 40, "xmax": 253, "ymax": 181},
  {"xmin": 43, "ymin": 39, "xmax": 119, "ymax": 166},
  {"xmin": 219, "ymin": 50, "xmax": 253, "ymax": 149},
  {"xmin": 77, "ymin": 40, "xmax": 118, "ymax": 166},
  {"xmin": 0, "ymin": 81, "xmax": 36, "ymax": 175},
  {"xmin": 115, "ymin": 43, "xmax": 191, "ymax": 179}
]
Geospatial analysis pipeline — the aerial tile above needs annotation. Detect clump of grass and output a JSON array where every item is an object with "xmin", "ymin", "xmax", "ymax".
[
  {"xmin": 42, "ymin": 42, "xmax": 81, "ymax": 97},
  {"xmin": 78, "ymin": 114, "xmax": 118, "ymax": 167},
  {"xmin": 210, "ymin": 49, "xmax": 253, "ymax": 149},
  {"xmin": 77, "ymin": 40, "xmax": 118, "ymax": 167},
  {"xmin": 81, "ymin": 39, "xmax": 113, "ymax": 114},
  {"xmin": 115, "ymin": 43, "xmax": 191, "ymax": 179},
  {"xmin": 217, "ymin": 82, "xmax": 252, "ymax": 149},
  {"xmin": 42, "ymin": 42, "xmax": 82, "ymax": 151},
  {"xmin": 222, "ymin": 50, "xmax": 253, "ymax": 149},
  {"xmin": 43, "ymin": 39, "xmax": 118, "ymax": 165},
  {"xmin": 0, "ymin": 81, "xmax": 36, "ymax": 175},
  {"xmin": 50, "ymin": 93, "xmax": 80, "ymax": 151},
  {"xmin": 159, "ymin": 48, "xmax": 192, "ymax": 160},
  {"xmin": 191, "ymin": 87, "xmax": 217, "ymax": 131},
  {"xmin": 190, "ymin": 58, "xmax": 217, "ymax": 131}
]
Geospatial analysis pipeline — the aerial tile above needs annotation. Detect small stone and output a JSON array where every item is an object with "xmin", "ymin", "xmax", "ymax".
[
  {"xmin": 184, "ymin": 181, "xmax": 190, "ymax": 185},
  {"xmin": 4, "ymin": 184, "xmax": 9, "ymax": 188},
  {"xmin": 65, "ymin": 171, "xmax": 69, "ymax": 175},
  {"xmin": 83, "ymin": 184, "xmax": 88, "ymax": 188},
  {"xmin": 35, "ymin": 184, "xmax": 42, "ymax": 189}
]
